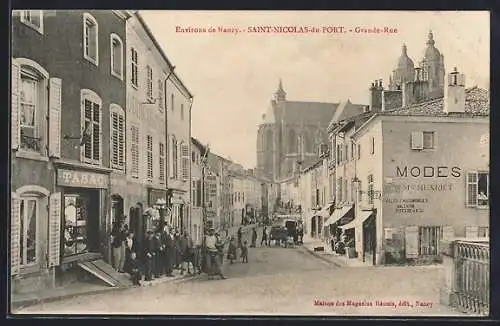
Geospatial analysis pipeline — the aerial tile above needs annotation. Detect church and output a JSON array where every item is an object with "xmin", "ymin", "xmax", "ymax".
[
  {"xmin": 256, "ymin": 30, "xmax": 447, "ymax": 183},
  {"xmin": 256, "ymin": 81, "xmax": 366, "ymax": 182}
]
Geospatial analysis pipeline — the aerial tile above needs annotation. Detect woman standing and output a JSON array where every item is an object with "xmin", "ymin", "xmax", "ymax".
[
  {"xmin": 251, "ymin": 228, "xmax": 257, "ymax": 248},
  {"xmin": 110, "ymin": 220, "xmax": 126, "ymax": 272}
]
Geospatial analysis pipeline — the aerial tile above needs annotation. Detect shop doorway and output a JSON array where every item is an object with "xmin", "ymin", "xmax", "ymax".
[
  {"xmin": 63, "ymin": 189, "xmax": 100, "ymax": 257},
  {"xmin": 311, "ymin": 216, "xmax": 317, "ymax": 237},
  {"xmin": 363, "ymin": 214, "xmax": 376, "ymax": 265},
  {"xmin": 129, "ymin": 203, "xmax": 144, "ymax": 258},
  {"xmin": 111, "ymin": 195, "xmax": 124, "ymax": 224}
]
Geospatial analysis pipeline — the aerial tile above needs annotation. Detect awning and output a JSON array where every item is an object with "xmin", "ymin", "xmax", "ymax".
[
  {"xmin": 340, "ymin": 210, "xmax": 374, "ymax": 230},
  {"xmin": 318, "ymin": 203, "xmax": 334, "ymax": 218},
  {"xmin": 325, "ymin": 206, "xmax": 352, "ymax": 226}
]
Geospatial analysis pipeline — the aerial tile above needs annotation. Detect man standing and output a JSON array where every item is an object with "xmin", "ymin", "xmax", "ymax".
[
  {"xmin": 163, "ymin": 225, "xmax": 175, "ymax": 277},
  {"xmin": 205, "ymin": 228, "xmax": 226, "ymax": 280},
  {"xmin": 144, "ymin": 231, "xmax": 156, "ymax": 281}
]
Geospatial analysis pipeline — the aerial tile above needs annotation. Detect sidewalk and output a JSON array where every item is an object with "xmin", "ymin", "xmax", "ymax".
[
  {"xmin": 301, "ymin": 234, "xmax": 372, "ymax": 268},
  {"xmin": 11, "ymin": 268, "xmax": 195, "ymax": 310}
]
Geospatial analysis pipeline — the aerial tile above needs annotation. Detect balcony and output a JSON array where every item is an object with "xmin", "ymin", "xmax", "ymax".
[{"xmin": 20, "ymin": 131, "xmax": 42, "ymax": 152}]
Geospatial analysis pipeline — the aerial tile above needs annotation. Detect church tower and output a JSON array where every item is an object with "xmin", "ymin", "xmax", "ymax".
[
  {"xmin": 420, "ymin": 30, "xmax": 445, "ymax": 99},
  {"xmin": 274, "ymin": 79, "xmax": 287, "ymax": 102},
  {"xmin": 389, "ymin": 44, "xmax": 415, "ymax": 90}
]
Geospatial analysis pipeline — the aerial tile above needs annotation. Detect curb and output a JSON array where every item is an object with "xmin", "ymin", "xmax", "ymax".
[
  {"xmin": 11, "ymin": 284, "xmax": 134, "ymax": 310},
  {"xmin": 12, "ymin": 273, "xmax": 195, "ymax": 310},
  {"xmin": 300, "ymin": 245, "xmax": 344, "ymax": 268}
]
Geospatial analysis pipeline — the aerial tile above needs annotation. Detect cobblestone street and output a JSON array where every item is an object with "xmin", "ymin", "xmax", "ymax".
[{"xmin": 15, "ymin": 237, "xmax": 463, "ymax": 316}]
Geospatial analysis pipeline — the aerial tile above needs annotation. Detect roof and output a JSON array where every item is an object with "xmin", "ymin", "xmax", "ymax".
[
  {"xmin": 191, "ymin": 137, "xmax": 207, "ymax": 155},
  {"xmin": 352, "ymin": 87, "xmax": 489, "ymax": 138},
  {"xmin": 282, "ymin": 101, "xmax": 339, "ymax": 124},
  {"xmin": 136, "ymin": 12, "xmax": 193, "ymax": 98},
  {"xmin": 397, "ymin": 44, "xmax": 415, "ymax": 69},
  {"xmin": 383, "ymin": 86, "xmax": 489, "ymax": 117},
  {"xmin": 328, "ymin": 100, "xmax": 368, "ymax": 130},
  {"xmin": 329, "ymin": 111, "xmax": 375, "ymax": 134}
]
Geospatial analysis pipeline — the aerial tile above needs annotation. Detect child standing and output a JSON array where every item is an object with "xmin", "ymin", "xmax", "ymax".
[
  {"xmin": 227, "ymin": 237, "xmax": 237, "ymax": 264},
  {"xmin": 241, "ymin": 240, "xmax": 248, "ymax": 263},
  {"xmin": 128, "ymin": 252, "xmax": 141, "ymax": 286}
]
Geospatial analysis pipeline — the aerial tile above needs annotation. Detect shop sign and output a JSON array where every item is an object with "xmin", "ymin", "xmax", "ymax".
[
  {"xmin": 57, "ymin": 169, "xmax": 108, "ymax": 189},
  {"xmin": 148, "ymin": 188, "xmax": 167, "ymax": 206}
]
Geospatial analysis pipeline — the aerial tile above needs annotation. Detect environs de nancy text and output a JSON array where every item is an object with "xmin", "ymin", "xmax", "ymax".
[{"xmin": 175, "ymin": 26, "xmax": 398, "ymax": 34}]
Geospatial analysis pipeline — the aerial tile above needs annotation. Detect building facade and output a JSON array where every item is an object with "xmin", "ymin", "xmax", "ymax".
[
  {"xmin": 11, "ymin": 10, "xmax": 129, "ymax": 293},
  {"xmin": 190, "ymin": 137, "xmax": 206, "ymax": 245},
  {"xmin": 124, "ymin": 12, "xmax": 170, "ymax": 242},
  {"xmin": 348, "ymin": 72, "xmax": 489, "ymax": 265}
]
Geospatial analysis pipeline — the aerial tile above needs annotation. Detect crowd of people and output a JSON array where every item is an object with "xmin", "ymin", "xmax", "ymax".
[
  {"xmin": 110, "ymin": 217, "xmax": 196, "ymax": 286},
  {"xmin": 108, "ymin": 217, "xmax": 264, "ymax": 284}
]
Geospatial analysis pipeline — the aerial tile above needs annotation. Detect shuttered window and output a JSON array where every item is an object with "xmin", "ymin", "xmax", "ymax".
[
  {"xmin": 131, "ymin": 48, "xmax": 138, "ymax": 87},
  {"xmin": 130, "ymin": 125, "xmax": 140, "ymax": 178},
  {"xmin": 196, "ymin": 180, "xmax": 202, "ymax": 207},
  {"xmin": 158, "ymin": 79, "xmax": 164, "ymax": 112},
  {"xmin": 159, "ymin": 142, "xmax": 165, "ymax": 183},
  {"xmin": 181, "ymin": 142, "xmax": 189, "ymax": 181},
  {"xmin": 110, "ymin": 105, "xmax": 125, "ymax": 170},
  {"xmin": 367, "ymin": 174, "xmax": 374, "ymax": 205},
  {"xmin": 192, "ymin": 180, "xmax": 197, "ymax": 205},
  {"xmin": 146, "ymin": 65, "xmax": 153, "ymax": 101},
  {"xmin": 172, "ymin": 136, "xmax": 178, "ymax": 179},
  {"xmin": 466, "ymin": 171, "xmax": 489, "ymax": 208},
  {"xmin": 146, "ymin": 134, "xmax": 153, "ymax": 181},
  {"xmin": 81, "ymin": 90, "xmax": 102, "ymax": 165}
]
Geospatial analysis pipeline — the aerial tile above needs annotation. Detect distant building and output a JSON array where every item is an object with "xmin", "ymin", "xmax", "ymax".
[{"xmin": 256, "ymin": 80, "xmax": 367, "ymax": 182}]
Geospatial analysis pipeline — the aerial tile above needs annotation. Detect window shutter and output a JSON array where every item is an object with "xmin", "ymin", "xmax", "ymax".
[
  {"xmin": 118, "ymin": 113, "xmax": 125, "ymax": 166},
  {"xmin": 465, "ymin": 226, "xmax": 479, "ymax": 239},
  {"xmin": 48, "ymin": 192, "xmax": 62, "ymax": 267},
  {"xmin": 169, "ymin": 136, "xmax": 174, "ymax": 178},
  {"xmin": 48, "ymin": 78, "xmax": 62, "ymax": 158},
  {"xmin": 442, "ymin": 226, "xmax": 455, "ymax": 241},
  {"xmin": 11, "ymin": 61, "xmax": 20, "ymax": 150},
  {"xmin": 142, "ymin": 134, "xmax": 148, "ymax": 181},
  {"xmin": 196, "ymin": 180, "xmax": 202, "ymax": 207},
  {"xmin": 111, "ymin": 112, "xmax": 118, "ymax": 166},
  {"xmin": 11, "ymin": 194, "xmax": 21, "ymax": 276},
  {"xmin": 411, "ymin": 131, "xmax": 423, "ymax": 150},
  {"xmin": 466, "ymin": 171, "xmax": 478, "ymax": 207},
  {"xmin": 404, "ymin": 226, "xmax": 419, "ymax": 258},
  {"xmin": 182, "ymin": 143, "xmax": 189, "ymax": 181}
]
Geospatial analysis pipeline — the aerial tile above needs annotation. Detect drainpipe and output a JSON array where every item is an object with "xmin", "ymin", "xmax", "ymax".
[
  {"xmin": 188, "ymin": 96, "xmax": 194, "ymax": 234},
  {"xmin": 164, "ymin": 66, "xmax": 175, "ymax": 225}
]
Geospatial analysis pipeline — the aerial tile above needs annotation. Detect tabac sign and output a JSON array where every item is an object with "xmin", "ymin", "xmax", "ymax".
[{"xmin": 57, "ymin": 169, "xmax": 108, "ymax": 189}]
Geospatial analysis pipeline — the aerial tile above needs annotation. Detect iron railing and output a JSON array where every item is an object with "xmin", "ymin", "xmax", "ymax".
[{"xmin": 454, "ymin": 240, "xmax": 490, "ymax": 315}]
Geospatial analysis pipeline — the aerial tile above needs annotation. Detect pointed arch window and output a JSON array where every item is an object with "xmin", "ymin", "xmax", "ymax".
[{"xmin": 287, "ymin": 129, "xmax": 298, "ymax": 153}]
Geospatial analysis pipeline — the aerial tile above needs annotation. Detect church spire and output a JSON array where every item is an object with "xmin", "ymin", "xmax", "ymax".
[
  {"xmin": 426, "ymin": 30, "xmax": 435, "ymax": 47},
  {"xmin": 274, "ymin": 79, "xmax": 287, "ymax": 101}
]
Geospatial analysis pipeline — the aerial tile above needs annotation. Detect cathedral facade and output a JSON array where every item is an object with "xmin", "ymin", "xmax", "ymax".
[{"xmin": 256, "ymin": 81, "xmax": 365, "ymax": 182}]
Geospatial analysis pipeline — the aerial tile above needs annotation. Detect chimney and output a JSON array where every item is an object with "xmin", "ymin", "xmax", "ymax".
[
  {"xmin": 444, "ymin": 67, "xmax": 466, "ymax": 114},
  {"xmin": 369, "ymin": 79, "xmax": 383, "ymax": 111}
]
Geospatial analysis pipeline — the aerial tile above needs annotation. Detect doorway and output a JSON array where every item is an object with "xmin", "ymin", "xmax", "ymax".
[
  {"xmin": 362, "ymin": 214, "xmax": 376, "ymax": 265},
  {"xmin": 62, "ymin": 189, "xmax": 100, "ymax": 257}
]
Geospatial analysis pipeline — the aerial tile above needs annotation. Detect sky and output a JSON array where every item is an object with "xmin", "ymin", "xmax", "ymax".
[{"xmin": 140, "ymin": 11, "xmax": 489, "ymax": 169}]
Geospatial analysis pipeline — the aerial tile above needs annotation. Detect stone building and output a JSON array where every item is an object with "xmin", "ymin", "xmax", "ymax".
[
  {"xmin": 256, "ymin": 80, "xmax": 366, "ymax": 183},
  {"xmin": 11, "ymin": 10, "xmax": 129, "ymax": 294}
]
